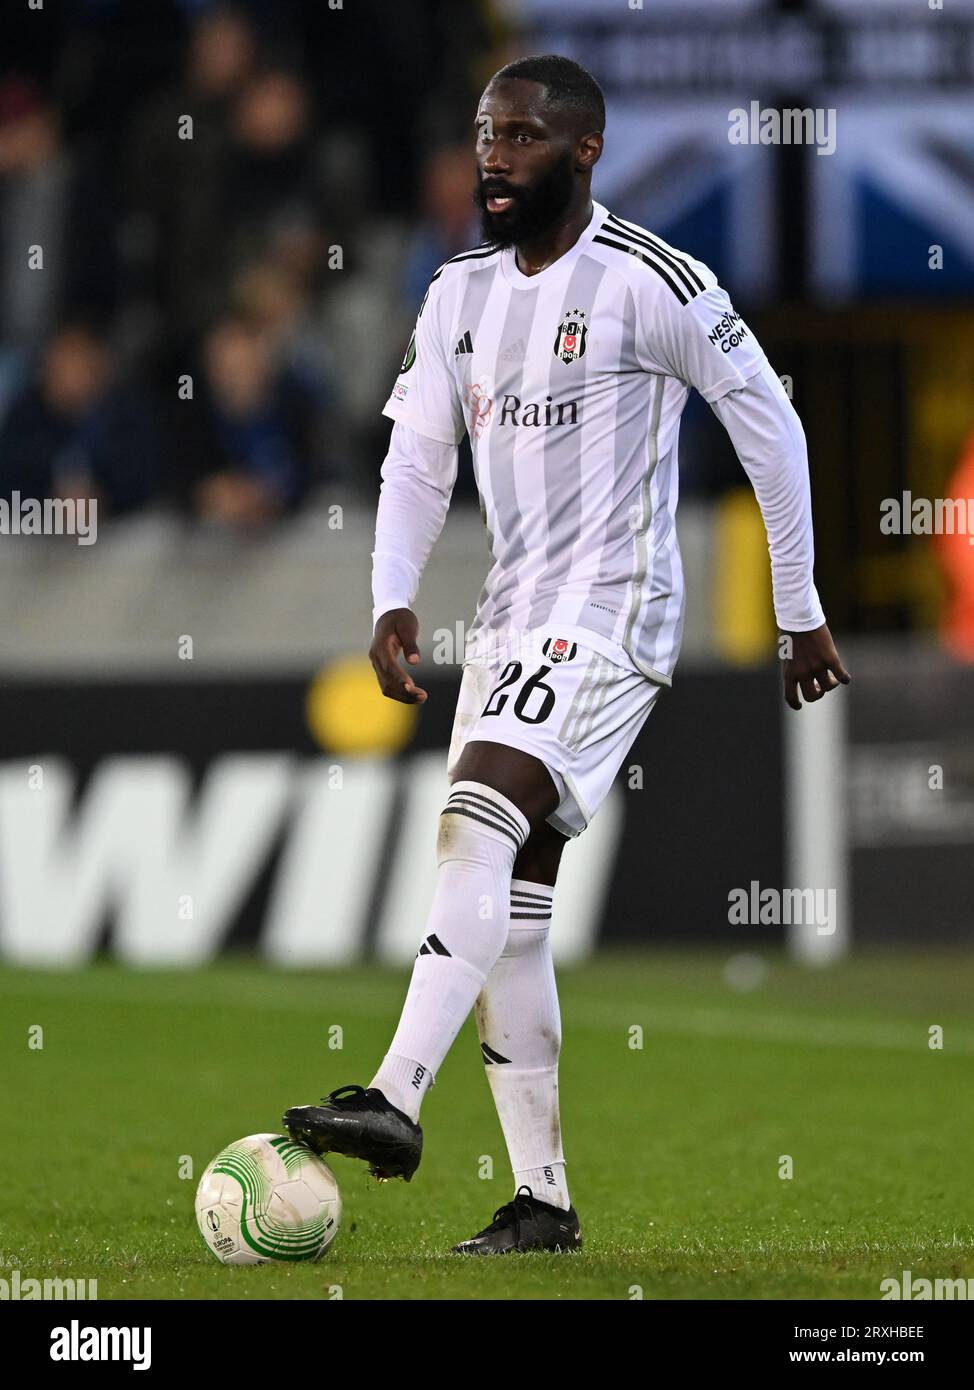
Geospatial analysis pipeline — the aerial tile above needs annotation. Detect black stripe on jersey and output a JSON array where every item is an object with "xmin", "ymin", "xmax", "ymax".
[
  {"xmin": 605, "ymin": 213, "xmax": 706, "ymax": 296},
  {"xmin": 481, "ymin": 1041, "xmax": 512, "ymax": 1065},
  {"xmin": 444, "ymin": 245, "xmax": 499, "ymax": 265},
  {"xmin": 430, "ymin": 245, "xmax": 499, "ymax": 283},
  {"xmin": 593, "ymin": 234, "xmax": 690, "ymax": 306},
  {"xmin": 446, "ymin": 791, "xmax": 526, "ymax": 843},
  {"xmin": 510, "ymin": 888, "xmax": 553, "ymax": 903}
]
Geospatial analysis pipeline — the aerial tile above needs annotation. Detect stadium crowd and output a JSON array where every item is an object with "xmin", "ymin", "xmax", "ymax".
[{"xmin": 0, "ymin": 0, "xmax": 497, "ymax": 525}]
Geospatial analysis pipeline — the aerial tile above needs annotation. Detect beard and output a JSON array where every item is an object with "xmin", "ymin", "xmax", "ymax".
[{"xmin": 474, "ymin": 149, "xmax": 576, "ymax": 250}]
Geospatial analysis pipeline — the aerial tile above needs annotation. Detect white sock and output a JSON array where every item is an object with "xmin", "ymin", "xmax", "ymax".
[
  {"xmin": 369, "ymin": 1052, "xmax": 432, "ymax": 1119},
  {"xmin": 371, "ymin": 782, "xmax": 529, "ymax": 1123},
  {"xmin": 475, "ymin": 880, "xmax": 571, "ymax": 1210}
]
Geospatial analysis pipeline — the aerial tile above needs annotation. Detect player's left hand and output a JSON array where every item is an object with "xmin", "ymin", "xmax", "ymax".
[{"xmin": 781, "ymin": 623, "xmax": 850, "ymax": 710}]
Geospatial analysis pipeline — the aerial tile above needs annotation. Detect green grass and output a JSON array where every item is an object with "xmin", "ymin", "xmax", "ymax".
[{"xmin": 1, "ymin": 951, "xmax": 972, "ymax": 1300}]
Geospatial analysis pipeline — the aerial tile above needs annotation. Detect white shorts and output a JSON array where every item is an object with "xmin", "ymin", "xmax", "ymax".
[{"xmin": 446, "ymin": 631, "xmax": 663, "ymax": 838}]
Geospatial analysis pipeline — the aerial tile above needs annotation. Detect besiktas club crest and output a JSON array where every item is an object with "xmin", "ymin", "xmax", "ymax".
[
  {"xmin": 542, "ymin": 636, "xmax": 578, "ymax": 663},
  {"xmin": 553, "ymin": 309, "xmax": 587, "ymax": 364}
]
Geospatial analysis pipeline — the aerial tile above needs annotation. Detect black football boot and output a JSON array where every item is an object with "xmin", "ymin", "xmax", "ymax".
[
  {"xmin": 451, "ymin": 1185, "xmax": 582, "ymax": 1254},
  {"xmin": 283, "ymin": 1084, "xmax": 423, "ymax": 1182}
]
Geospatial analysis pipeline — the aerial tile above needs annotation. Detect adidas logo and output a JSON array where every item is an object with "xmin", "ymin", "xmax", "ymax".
[
  {"xmin": 500, "ymin": 338, "xmax": 527, "ymax": 362},
  {"xmin": 454, "ymin": 330, "xmax": 473, "ymax": 356},
  {"xmin": 417, "ymin": 932, "xmax": 451, "ymax": 958}
]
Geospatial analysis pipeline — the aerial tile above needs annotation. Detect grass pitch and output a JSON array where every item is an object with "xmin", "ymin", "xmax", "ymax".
[{"xmin": 1, "ymin": 950, "xmax": 972, "ymax": 1301}]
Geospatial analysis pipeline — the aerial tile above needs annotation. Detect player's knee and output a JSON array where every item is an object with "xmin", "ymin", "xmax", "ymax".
[
  {"xmin": 436, "ymin": 780, "xmax": 529, "ymax": 866},
  {"xmin": 513, "ymin": 824, "xmax": 568, "ymax": 884}
]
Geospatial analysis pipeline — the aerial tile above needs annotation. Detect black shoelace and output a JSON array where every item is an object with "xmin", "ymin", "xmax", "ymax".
[
  {"xmin": 322, "ymin": 1084, "xmax": 368, "ymax": 1107},
  {"xmin": 483, "ymin": 1185, "xmax": 537, "ymax": 1246}
]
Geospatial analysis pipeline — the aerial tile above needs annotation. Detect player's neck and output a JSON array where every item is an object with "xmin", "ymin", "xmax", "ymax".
[{"xmin": 513, "ymin": 197, "xmax": 595, "ymax": 278}]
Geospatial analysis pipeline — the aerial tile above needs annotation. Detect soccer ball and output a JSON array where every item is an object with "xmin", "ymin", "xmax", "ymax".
[{"xmin": 195, "ymin": 1133, "xmax": 341, "ymax": 1265}]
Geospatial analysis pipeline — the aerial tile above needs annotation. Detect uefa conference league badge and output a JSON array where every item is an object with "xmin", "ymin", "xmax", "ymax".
[{"xmin": 554, "ymin": 309, "xmax": 587, "ymax": 364}]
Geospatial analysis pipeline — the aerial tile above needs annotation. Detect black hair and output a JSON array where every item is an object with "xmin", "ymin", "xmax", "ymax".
[{"xmin": 491, "ymin": 54, "xmax": 605, "ymax": 135}]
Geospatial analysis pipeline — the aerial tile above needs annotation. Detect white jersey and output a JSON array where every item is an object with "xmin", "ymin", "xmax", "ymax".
[{"xmin": 381, "ymin": 200, "xmax": 809, "ymax": 684}]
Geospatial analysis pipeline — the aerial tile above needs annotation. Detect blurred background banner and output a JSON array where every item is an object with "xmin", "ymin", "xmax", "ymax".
[
  {"xmin": 0, "ymin": 668, "xmax": 780, "ymax": 966},
  {"xmin": 808, "ymin": 97, "xmax": 974, "ymax": 301},
  {"xmin": 1, "ymin": 0, "xmax": 972, "ymax": 965},
  {"xmin": 2, "ymin": 656, "xmax": 973, "ymax": 966}
]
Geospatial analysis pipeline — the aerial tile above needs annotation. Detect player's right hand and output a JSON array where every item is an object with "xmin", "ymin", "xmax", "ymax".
[{"xmin": 369, "ymin": 608, "xmax": 428, "ymax": 704}]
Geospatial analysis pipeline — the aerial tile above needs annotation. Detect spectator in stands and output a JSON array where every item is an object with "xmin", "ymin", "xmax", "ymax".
[
  {"xmin": 178, "ymin": 313, "xmax": 321, "ymax": 527},
  {"xmin": 232, "ymin": 259, "xmax": 338, "ymax": 412},
  {"xmin": 0, "ymin": 76, "xmax": 116, "ymax": 377},
  {"xmin": 0, "ymin": 320, "xmax": 161, "ymax": 515},
  {"xmin": 222, "ymin": 67, "xmax": 329, "ymax": 290},
  {"xmin": 121, "ymin": 5, "xmax": 258, "ymax": 357}
]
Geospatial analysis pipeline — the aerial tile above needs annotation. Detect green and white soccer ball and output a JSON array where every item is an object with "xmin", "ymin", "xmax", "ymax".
[{"xmin": 195, "ymin": 1133, "xmax": 341, "ymax": 1265}]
